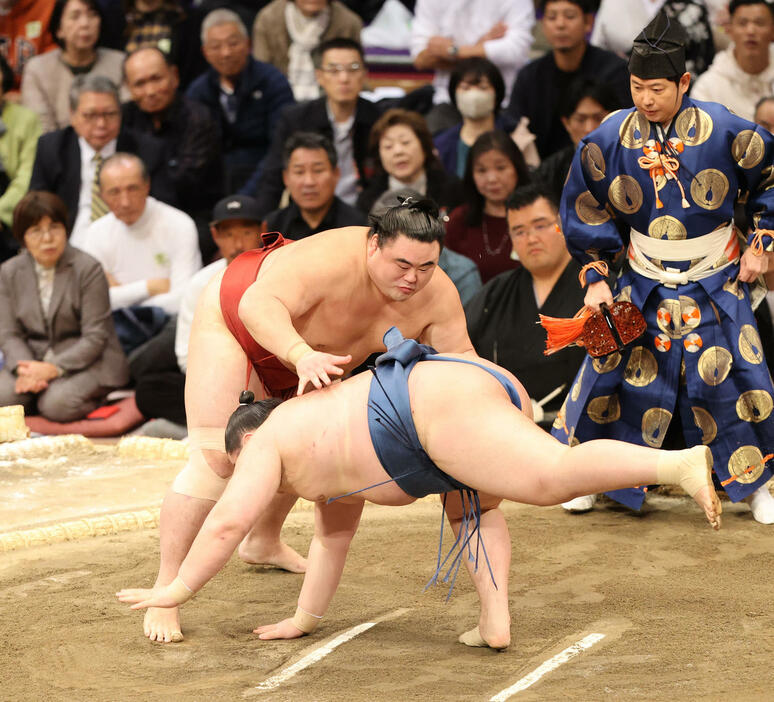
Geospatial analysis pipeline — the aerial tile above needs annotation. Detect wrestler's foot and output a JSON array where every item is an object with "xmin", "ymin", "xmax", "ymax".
[
  {"xmin": 561, "ymin": 494, "xmax": 596, "ymax": 513},
  {"xmin": 144, "ymin": 606, "xmax": 183, "ymax": 643},
  {"xmin": 744, "ymin": 483, "xmax": 774, "ymax": 524},
  {"xmin": 665, "ymin": 446, "xmax": 721, "ymax": 530},
  {"xmin": 458, "ymin": 624, "xmax": 510, "ymax": 651},
  {"xmin": 238, "ymin": 538, "xmax": 307, "ymax": 573}
]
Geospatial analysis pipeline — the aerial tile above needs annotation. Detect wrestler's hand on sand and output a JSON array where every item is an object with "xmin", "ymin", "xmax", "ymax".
[
  {"xmin": 295, "ymin": 351, "xmax": 352, "ymax": 396},
  {"xmin": 253, "ymin": 618, "xmax": 305, "ymax": 640},
  {"xmin": 116, "ymin": 586, "xmax": 180, "ymax": 610},
  {"xmin": 584, "ymin": 280, "xmax": 614, "ymax": 312},
  {"xmin": 738, "ymin": 248, "xmax": 773, "ymax": 282}
]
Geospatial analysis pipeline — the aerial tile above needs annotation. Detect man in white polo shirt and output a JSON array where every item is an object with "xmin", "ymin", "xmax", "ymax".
[{"xmin": 76, "ymin": 151, "xmax": 201, "ymax": 315}]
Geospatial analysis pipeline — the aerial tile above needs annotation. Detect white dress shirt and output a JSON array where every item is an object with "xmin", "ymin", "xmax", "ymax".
[
  {"xmin": 410, "ymin": 0, "xmax": 535, "ymax": 104},
  {"xmin": 70, "ymin": 136, "xmax": 117, "ymax": 247}
]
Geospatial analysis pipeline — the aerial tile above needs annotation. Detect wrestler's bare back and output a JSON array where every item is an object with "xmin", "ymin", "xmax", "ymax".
[{"xmin": 238, "ymin": 356, "xmax": 531, "ymax": 507}]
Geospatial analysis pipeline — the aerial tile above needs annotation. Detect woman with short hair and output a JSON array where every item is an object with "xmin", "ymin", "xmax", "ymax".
[
  {"xmin": 21, "ymin": 0, "xmax": 127, "ymax": 132},
  {"xmin": 0, "ymin": 191, "xmax": 129, "ymax": 421},
  {"xmin": 356, "ymin": 108, "xmax": 463, "ymax": 216}
]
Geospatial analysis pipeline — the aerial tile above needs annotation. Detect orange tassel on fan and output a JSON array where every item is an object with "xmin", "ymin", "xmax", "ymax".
[{"xmin": 539, "ymin": 307, "xmax": 593, "ymax": 355}]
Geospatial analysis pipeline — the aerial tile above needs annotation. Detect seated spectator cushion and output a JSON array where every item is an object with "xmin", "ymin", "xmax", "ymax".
[{"xmin": 24, "ymin": 396, "xmax": 144, "ymax": 437}]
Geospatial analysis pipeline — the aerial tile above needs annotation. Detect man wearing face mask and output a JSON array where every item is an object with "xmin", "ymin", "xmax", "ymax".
[
  {"xmin": 506, "ymin": 0, "xmax": 630, "ymax": 161},
  {"xmin": 434, "ymin": 57, "xmax": 515, "ymax": 178}
]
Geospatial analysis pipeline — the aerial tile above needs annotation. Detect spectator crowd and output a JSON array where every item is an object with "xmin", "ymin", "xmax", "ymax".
[{"xmin": 0, "ymin": 0, "xmax": 771, "ymax": 442}]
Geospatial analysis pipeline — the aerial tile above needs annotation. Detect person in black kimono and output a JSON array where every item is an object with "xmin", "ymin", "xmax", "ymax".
[{"xmin": 465, "ymin": 182, "xmax": 588, "ymax": 427}]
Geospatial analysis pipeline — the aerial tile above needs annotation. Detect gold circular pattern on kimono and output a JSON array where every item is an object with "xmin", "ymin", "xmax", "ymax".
[
  {"xmin": 654, "ymin": 333, "xmax": 672, "ymax": 352},
  {"xmin": 759, "ymin": 165, "xmax": 774, "ymax": 192},
  {"xmin": 727, "ymin": 445, "xmax": 765, "ymax": 484},
  {"xmin": 674, "ymin": 107, "xmax": 713, "ymax": 146},
  {"xmin": 619, "ymin": 111, "xmax": 651, "ymax": 149},
  {"xmin": 575, "ymin": 191, "xmax": 610, "ymax": 225},
  {"xmin": 581, "ymin": 143, "xmax": 606, "ymax": 181},
  {"xmin": 690, "ymin": 169, "xmax": 729, "ymax": 211},
  {"xmin": 570, "ymin": 364, "xmax": 586, "ymax": 402},
  {"xmin": 683, "ymin": 333, "xmax": 703, "ymax": 352},
  {"xmin": 731, "ymin": 130, "xmax": 765, "ymax": 169},
  {"xmin": 648, "ymin": 215, "xmax": 687, "ymax": 240},
  {"xmin": 624, "ymin": 346, "xmax": 658, "ymax": 387},
  {"xmin": 616, "ymin": 285, "xmax": 632, "ymax": 303},
  {"xmin": 608, "ymin": 175, "xmax": 643, "ymax": 214},
  {"xmin": 738, "ymin": 324, "xmax": 764, "ymax": 365},
  {"xmin": 587, "ymin": 394, "xmax": 621, "ymax": 424},
  {"xmin": 657, "ymin": 299, "xmax": 682, "ymax": 339},
  {"xmin": 723, "ymin": 276, "xmax": 745, "ymax": 300},
  {"xmin": 698, "ymin": 346, "xmax": 733, "ymax": 385},
  {"xmin": 641, "ymin": 407, "xmax": 672, "ymax": 447},
  {"xmin": 592, "ymin": 352, "xmax": 621, "ymax": 374},
  {"xmin": 679, "ymin": 295, "xmax": 700, "ymax": 331},
  {"xmin": 736, "ymin": 390, "xmax": 774, "ymax": 423},
  {"xmin": 691, "ymin": 406, "xmax": 717, "ymax": 445}
]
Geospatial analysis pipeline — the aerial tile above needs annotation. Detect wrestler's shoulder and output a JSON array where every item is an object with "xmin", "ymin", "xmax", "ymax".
[{"xmin": 267, "ymin": 227, "xmax": 371, "ymax": 268}]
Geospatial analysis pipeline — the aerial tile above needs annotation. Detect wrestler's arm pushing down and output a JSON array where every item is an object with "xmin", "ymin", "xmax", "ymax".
[{"xmin": 237, "ymin": 248, "xmax": 352, "ymax": 396}]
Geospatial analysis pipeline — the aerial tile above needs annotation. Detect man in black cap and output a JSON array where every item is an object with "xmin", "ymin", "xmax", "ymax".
[
  {"xmin": 552, "ymin": 8, "xmax": 774, "ymax": 523},
  {"xmin": 131, "ymin": 194, "xmax": 264, "ymax": 432}
]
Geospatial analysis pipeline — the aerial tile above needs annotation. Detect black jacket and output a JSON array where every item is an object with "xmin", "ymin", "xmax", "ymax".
[
  {"xmin": 30, "ymin": 126, "xmax": 177, "ymax": 229},
  {"xmin": 121, "ymin": 95, "xmax": 223, "ymax": 215},
  {"xmin": 242, "ymin": 96, "xmax": 381, "ymax": 217},
  {"xmin": 264, "ymin": 197, "xmax": 367, "ymax": 239},
  {"xmin": 506, "ymin": 45, "xmax": 631, "ymax": 160}
]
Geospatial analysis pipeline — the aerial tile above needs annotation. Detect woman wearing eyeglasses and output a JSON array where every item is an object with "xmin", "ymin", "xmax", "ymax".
[
  {"xmin": 252, "ymin": 0, "xmax": 363, "ymax": 100},
  {"xmin": 0, "ymin": 191, "xmax": 128, "ymax": 421}
]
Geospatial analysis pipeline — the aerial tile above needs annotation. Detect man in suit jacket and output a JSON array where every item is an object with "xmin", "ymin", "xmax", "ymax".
[
  {"xmin": 242, "ymin": 37, "xmax": 379, "ymax": 217},
  {"xmin": 29, "ymin": 74, "xmax": 176, "ymax": 244},
  {"xmin": 186, "ymin": 8, "xmax": 294, "ymax": 193},
  {"xmin": 0, "ymin": 197, "xmax": 129, "ymax": 422}
]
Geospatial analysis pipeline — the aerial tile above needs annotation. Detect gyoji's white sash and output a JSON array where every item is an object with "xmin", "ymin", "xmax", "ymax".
[{"xmin": 628, "ymin": 223, "xmax": 737, "ymax": 287}]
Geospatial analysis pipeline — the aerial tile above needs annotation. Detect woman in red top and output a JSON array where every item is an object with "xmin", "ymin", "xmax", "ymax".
[{"xmin": 444, "ymin": 130, "xmax": 529, "ymax": 283}]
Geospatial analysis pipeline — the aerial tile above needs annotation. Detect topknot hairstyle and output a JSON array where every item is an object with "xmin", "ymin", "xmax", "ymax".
[
  {"xmin": 368, "ymin": 195, "xmax": 446, "ymax": 249},
  {"xmin": 224, "ymin": 395, "xmax": 283, "ymax": 455}
]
